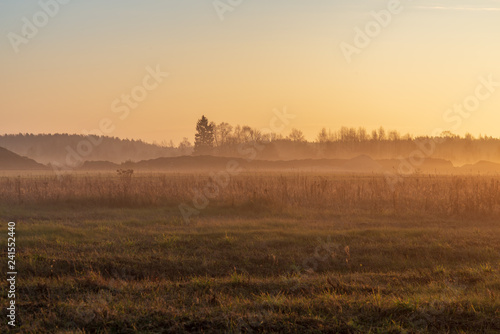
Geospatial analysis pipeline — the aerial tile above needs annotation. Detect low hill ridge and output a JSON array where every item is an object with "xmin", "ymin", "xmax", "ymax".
[{"xmin": 0, "ymin": 146, "xmax": 47, "ymax": 170}]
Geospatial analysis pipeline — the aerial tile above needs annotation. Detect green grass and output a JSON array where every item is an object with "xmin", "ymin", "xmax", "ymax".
[{"xmin": 1, "ymin": 202, "xmax": 499, "ymax": 333}]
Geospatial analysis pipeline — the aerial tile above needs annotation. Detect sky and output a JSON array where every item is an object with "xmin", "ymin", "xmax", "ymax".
[{"xmin": 1, "ymin": 0, "xmax": 499, "ymax": 144}]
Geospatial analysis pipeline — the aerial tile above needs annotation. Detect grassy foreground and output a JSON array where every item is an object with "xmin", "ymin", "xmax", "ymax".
[{"xmin": 0, "ymin": 173, "xmax": 499, "ymax": 333}]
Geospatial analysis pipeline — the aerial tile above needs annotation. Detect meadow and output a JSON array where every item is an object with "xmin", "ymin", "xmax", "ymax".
[{"xmin": 1, "ymin": 172, "xmax": 499, "ymax": 333}]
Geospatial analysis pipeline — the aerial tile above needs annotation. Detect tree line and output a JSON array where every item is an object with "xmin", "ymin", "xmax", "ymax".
[
  {"xmin": 1, "ymin": 118, "xmax": 499, "ymax": 166},
  {"xmin": 192, "ymin": 115, "xmax": 500, "ymax": 164}
]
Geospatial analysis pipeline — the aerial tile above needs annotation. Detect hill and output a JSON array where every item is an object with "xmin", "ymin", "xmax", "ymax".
[
  {"xmin": 84, "ymin": 154, "xmax": 464, "ymax": 174},
  {"xmin": 0, "ymin": 146, "xmax": 47, "ymax": 170},
  {"xmin": 459, "ymin": 161, "xmax": 500, "ymax": 174}
]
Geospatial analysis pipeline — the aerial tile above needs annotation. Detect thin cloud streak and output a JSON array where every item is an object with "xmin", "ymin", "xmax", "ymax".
[
  {"xmin": 413, "ymin": 5, "xmax": 500, "ymax": 11},
  {"xmin": 411, "ymin": 0, "xmax": 500, "ymax": 11},
  {"xmin": 414, "ymin": 6, "xmax": 500, "ymax": 12}
]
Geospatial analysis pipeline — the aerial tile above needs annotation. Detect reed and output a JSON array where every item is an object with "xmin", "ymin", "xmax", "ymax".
[{"xmin": 1, "ymin": 172, "xmax": 499, "ymax": 218}]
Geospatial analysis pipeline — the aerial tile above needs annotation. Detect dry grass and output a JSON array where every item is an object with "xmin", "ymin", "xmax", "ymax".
[
  {"xmin": 0, "ymin": 172, "xmax": 499, "ymax": 333},
  {"xmin": 1, "ymin": 172, "xmax": 499, "ymax": 217}
]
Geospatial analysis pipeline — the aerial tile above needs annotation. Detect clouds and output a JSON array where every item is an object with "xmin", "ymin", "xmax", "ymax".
[
  {"xmin": 338, "ymin": 0, "xmax": 500, "ymax": 13},
  {"xmin": 414, "ymin": 6, "xmax": 500, "ymax": 11},
  {"xmin": 411, "ymin": 0, "xmax": 500, "ymax": 11}
]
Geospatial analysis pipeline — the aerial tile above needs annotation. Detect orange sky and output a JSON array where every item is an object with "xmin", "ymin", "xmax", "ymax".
[{"xmin": 1, "ymin": 0, "xmax": 499, "ymax": 144}]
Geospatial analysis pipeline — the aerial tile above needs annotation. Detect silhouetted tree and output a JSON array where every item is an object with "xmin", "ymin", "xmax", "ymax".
[
  {"xmin": 194, "ymin": 115, "xmax": 214, "ymax": 154},
  {"xmin": 214, "ymin": 122, "xmax": 233, "ymax": 147},
  {"xmin": 358, "ymin": 127, "xmax": 368, "ymax": 141},
  {"xmin": 388, "ymin": 130, "xmax": 401, "ymax": 141},
  {"xmin": 178, "ymin": 137, "xmax": 193, "ymax": 155},
  {"xmin": 378, "ymin": 126, "xmax": 386, "ymax": 141},
  {"xmin": 317, "ymin": 128, "xmax": 334, "ymax": 143},
  {"xmin": 288, "ymin": 128, "xmax": 306, "ymax": 142}
]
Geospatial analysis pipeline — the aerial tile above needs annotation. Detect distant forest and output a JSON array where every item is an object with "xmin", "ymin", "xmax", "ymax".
[
  {"xmin": 1, "ymin": 122, "xmax": 500, "ymax": 166},
  {"xmin": 0, "ymin": 134, "xmax": 182, "ymax": 165}
]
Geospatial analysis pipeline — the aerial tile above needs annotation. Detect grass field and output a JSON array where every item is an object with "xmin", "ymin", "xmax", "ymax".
[{"xmin": 1, "ymin": 172, "xmax": 499, "ymax": 333}]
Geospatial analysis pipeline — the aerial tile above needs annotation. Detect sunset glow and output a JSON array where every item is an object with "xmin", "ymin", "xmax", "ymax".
[{"xmin": 1, "ymin": 0, "xmax": 499, "ymax": 144}]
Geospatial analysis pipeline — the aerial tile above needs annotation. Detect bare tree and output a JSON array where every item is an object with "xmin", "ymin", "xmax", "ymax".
[
  {"xmin": 388, "ymin": 130, "xmax": 401, "ymax": 141},
  {"xmin": 378, "ymin": 126, "xmax": 386, "ymax": 141},
  {"xmin": 178, "ymin": 137, "xmax": 193, "ymax": 155},
  {"xmin": 317, "ymin": 128, "xmax": 335, "ymax": 143},
  {"xmin": 214, "ymin": 122, "xmax": 233, "ymax": 147},
  {"xmin": 287, "ymin": 128, "xmax": 306, "ymax": 142},
  {"xmin": 357, "ymin": 127, "xmax": 368, "ymax": 141}
]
